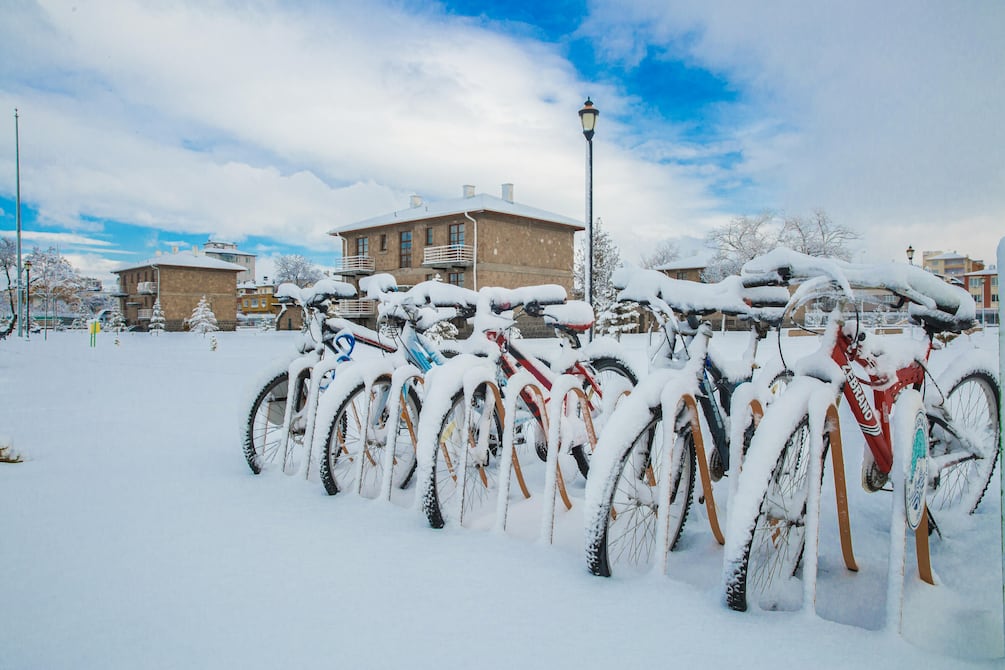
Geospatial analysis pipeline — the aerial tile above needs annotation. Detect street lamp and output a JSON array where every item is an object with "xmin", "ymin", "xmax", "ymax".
[
  {"xmin": 23, "ymin": 259, "xmax": 31, "ymax": 340},
  {"xmin": 906, "ymin": 244, "xmax": 915, "ymax": 265},
  {"xmin": 579, "ymin": 98, "xmax": 599, "ymax": 338}
]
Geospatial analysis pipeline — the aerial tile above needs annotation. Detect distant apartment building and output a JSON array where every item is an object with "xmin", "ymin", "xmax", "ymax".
[
  {"xmin": 922, "ymin": 250, "xmax": 984, "ymax": 284},
  {"xmin": 963, "ymin": 266, "xmax": 999, "ymax": 325},
  {"xmin": 113, "ymin": 250, "xmax": 245, "ymax": 331},
  {"xmin": 203, "ymin": 240, "xmax": 256, "ymax": 283},
  {"xmin": 329, "ymin": 184, "xmax": 583, "ymax": 322}
]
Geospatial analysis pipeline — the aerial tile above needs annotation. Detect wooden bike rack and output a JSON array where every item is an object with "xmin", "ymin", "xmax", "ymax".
[
  {"xmin": 450, "ymin": 380, "xmax": 507, "ymax": 527},
  {"xmin": 496, "ymin": 380, "xmax": 546, "ymax": 533},
  {"xmin": 379, "ymin": 367, "xmax": 425, "ymax": 502}
]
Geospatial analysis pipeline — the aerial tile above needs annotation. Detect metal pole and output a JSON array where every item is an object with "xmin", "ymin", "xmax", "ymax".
[
  {"xmin": 585, "ymin": 137, "xmax": 593, "ymax": 341},
  {"xmin": 15, "ymin": 109, "xmax": 23, "ymax": 337},
  {"xmin": 24, "ymin": 266, "xmax": 30, "ymax": 341},
  {"xmin": 997, "ymin": 237, "xmax": 1004, "ymax": 650}
]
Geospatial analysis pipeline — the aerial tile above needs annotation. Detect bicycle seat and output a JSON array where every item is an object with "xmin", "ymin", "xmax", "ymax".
[
  {"xmin": 302, "ymin": 279, "xmax": 358, "ymax": 307},
  {"xmin": 539, "ymin": 300, "xmax": 594, "ymax": 332},
  {"xmin": 487, "ymin": 285, "xmax": 567, "ymax": 313}
]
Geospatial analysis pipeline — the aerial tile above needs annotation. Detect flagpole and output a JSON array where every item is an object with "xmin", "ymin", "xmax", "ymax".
[{"xmin": 14, "ymin": 108, "xmax": 23, "ymax": 338}]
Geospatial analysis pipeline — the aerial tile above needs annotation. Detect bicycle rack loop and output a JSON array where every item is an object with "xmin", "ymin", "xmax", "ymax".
[
  {"xmin": 453, "ymin": 378, "xmax": 506, "ymax": 528},
  {"xmin": 539, "ymin": 381, "xmax": 599, "ymax": 545},
  {"xmin": 379, "ymin": 364, "xmax": 425, "ymax": 502},
  {"xmin": 496, "ymin": 376, "xmax": 547, "ymax": 534}
]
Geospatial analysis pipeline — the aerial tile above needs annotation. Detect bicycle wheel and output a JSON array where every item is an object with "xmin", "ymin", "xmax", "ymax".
[
  {"xmin": 242, "ymin": 368, "xmax": 309, "ymax": 474},
  {"xmin": 586, "ymin": 406, "xmax": 696, "ymax": 577},
  {"xmin": 725, "ymin": 413, "xmax": 819, "ymax": 612},
  {"xmin": 423, "ymin": 385, "xmax": 503, "ymax": 529},
  {"xmin": 927, "ymin": 369, "xmax": 1001, "ymax": 514},
  {"xmin": 571, "ymin": 356, "xmax": 639, "ymax": 477},
  {"xmin": 319, "ymin": 375, "xmax": 421, "ymax": 498}
]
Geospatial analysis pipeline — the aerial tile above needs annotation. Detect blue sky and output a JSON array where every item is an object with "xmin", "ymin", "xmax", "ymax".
[{"xmin": 2, "ymin": 1, "xmax": 1003, "ymax": 287}]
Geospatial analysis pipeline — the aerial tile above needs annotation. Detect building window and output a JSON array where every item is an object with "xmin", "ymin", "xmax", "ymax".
[
  {"xmin": 400, "ymin": 231, "xmax": 412, "ymax": 268},
  {"xmin": 449, "ymin": 223, "xmax": 464, "ymax": 246},
  {"xmin": 676, "ymin": 271, "xmax": 688, "ymax": 280},
  {"xmin": 243, "ymin": 299, "xmax": 250, "ymax": 308},
  {"xmin": 380, "ymin": 234, "xmax": 387, "ymax": 252},
  {"xmin": 251, "ymin": 298, "xmax": 259, "ymax": 308},
  {"xmin": 356, "ymin": 237, "xmax": 369, "ymax": 256},
  {"xmin": 426, "ymin": 227, "xmax": 434, "ymax": 246},
  {"xmin": 448, "ymin": 272, "xmax": 464, "ymax": 287}
]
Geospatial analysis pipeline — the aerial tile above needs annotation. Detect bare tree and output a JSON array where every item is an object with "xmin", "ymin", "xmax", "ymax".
[
  {"xmin": 779, "ymin": 209, "xmax": 859, "ymax": 261},
  {"xmin": 275, "ymin": 254, "xmax": 323, "ymax": 288},
  {"xmin": 1, "ymin": 236, "xmax": 17, "ymax": 318},
  {"xmin": 640, "ymin": 239, "xmax": 680, "ymax": 269},
  {"xmin": 25, "ymin": 246, "xmax": 87, "ymax": 332},
  {"xmin": 702, "ymin": 212, "xmax": 777, "ymax": 282},
  {"xmin": 703, "ymin": 210, "xmax": 858, "ymax": 281}
]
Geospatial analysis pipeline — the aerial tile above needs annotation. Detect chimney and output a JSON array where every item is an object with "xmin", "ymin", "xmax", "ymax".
[
  {"xmin": 171, "ymin": 245, "xmax": 178, "ymax": 254},
  {"xmin": 192, "ymin": 245, "xmax": 199, "ymax": 255},
  {"xmin": 410, "ymin": 194, "xmax": 423, "ymax": 208},
  {"xmin": 501, "ymin": 183, "xmax": 514, "ymax": 203},
  {"xmin": 463, "ymin": 184, "xmax": 475, "ymax": 198}
]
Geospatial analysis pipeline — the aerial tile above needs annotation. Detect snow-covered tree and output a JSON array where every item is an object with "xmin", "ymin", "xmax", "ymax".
[
  {"xmin": 1, "ymin": 236, "xmax": 17, "ymax": 319},
  {"xmin": 275, "ymin": 255, "xmax": 323, "ymax": 288},
  {"xmin": 574, "ymin": 217, "xmax": 621, "ymax": 317},
  {"xmin": 108, "ymin": 305, "xmax": 127, "ymax": 333},
  {"xmin": 597, "ymin": 300, "xmax": 640, "ymax": 340},
  {"xmin": 149, "ymin": 300, "xmax": 166, "ymax": 335},
  {"xmin": 186, "ymin": 296, "xmax": 219, "ymax": 335},
  {"xmin": 25, "ymin": 247, "xmax": 88, "ymax": 332}
]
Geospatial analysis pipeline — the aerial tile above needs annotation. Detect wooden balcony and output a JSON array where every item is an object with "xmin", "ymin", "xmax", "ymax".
[
  {"xmin": 334, "ymin": 255, "xmax": 375, "ymax": 275},
  {"xmin": 423, "ymin": 244, "xmax": 474, "ymax": 268},
  {"xmin": 137, "ymin": 309, "xmax": 153, "ymax": 320}
]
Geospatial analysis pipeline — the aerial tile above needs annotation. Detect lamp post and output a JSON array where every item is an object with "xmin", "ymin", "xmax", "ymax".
[
  {"xmin": 23, "ymin": 259, "xmax": 31, "ymax": 340},
  {"xmin": 906, "ymin": 245, "xmax": 915, "ymax": 265},
  {"xmin": 579, "ymin": 98, "xmax": 599, "ymax": 338}
]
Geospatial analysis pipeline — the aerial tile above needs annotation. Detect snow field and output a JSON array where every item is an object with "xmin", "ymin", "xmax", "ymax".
[{"xmin": 0, "ymin": 327, "xmax": 1001, "ymax": 668}]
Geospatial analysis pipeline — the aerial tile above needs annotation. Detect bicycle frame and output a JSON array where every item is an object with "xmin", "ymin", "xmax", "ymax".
[{"xmin": 830, "ymin": 323, "xmax": 930, "ymax": 475}]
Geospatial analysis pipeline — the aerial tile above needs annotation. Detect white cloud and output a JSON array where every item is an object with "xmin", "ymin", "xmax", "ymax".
[
  {"xmin": 582, "ymin": 1, "xmax": 1005, "ymax": 261},
  {"xmin": 2, "ymin": 0, "xmax": 1001, "ymax": 279}
]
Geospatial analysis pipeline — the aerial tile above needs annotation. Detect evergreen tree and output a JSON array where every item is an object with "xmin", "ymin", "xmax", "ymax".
[
  {"xmin": 109, "ymin": 306, "xmax": 127, "ymax": 333},
  {"xmin": 186, "ymin": 296, "xmax": 219, "ymax": 335},
  {"xmin": 597, "ymin": 300, "xmax": 640, "ymax": 340},
  {"xmin": 149, "ymin": 300, "xmax": 166, "ymax": 335},
  {"xmin": 574, "ymin": 217, "xmax": 621, "ymax": 318}
]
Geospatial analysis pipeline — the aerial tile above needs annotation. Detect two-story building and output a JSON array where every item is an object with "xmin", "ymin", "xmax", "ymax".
[
  {"xmin": 113, "ymin": 250, "xmax": 245, "ymax": 331},
  {"xmin": 329, "ymin": 184, "xmax": 583, "ymax": 321},
  {"xmin": 963, "ymin": 266, "xmax": 999, "ymax": 326}
]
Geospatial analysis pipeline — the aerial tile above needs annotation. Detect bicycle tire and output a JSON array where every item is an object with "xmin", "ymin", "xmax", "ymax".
[
  {"xmin": 725, "ymin": 411, "xmax": 820, "ymax": 612},
  {"xmin": 318, "ymin": 375, "xmax": 422, "ymax": 498},
  {"xmin": 585, "ymin": 405, "xmax": 696, "ymax": 577},
  {"xmin": 422, "ymin": 385, "xmax": 503, "ymax": 529},
  {"xmin": 927, "ymin": 369, "xmax": 1001, "ymax": 515},
  {"xmin": 242, "ymin": 367, "xmax": 309, "ymax": 474},
  {"xmin": 570, "ymin": 356, "xmax": 639, "ymax": 477}
]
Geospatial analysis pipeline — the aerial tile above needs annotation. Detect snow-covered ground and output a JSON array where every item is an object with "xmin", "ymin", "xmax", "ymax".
[{"xmin": 1, "ymin": 328, "xmax": 1002, "ymax": 668}]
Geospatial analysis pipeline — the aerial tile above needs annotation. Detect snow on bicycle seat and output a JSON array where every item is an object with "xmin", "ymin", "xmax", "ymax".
[
  {"xmin": 485, "ymin": 284, "xmax": 567, "ymax": 313},
  {"xmin": 360, "ymin": 273, "xmax": 399, "ymax": 299},
  {"xmin": 406, "ymin": 280, "xmax": 479, "ymax": 313},
  {"xmin": 302, "ymin": 279, "xmax": 358, "ymax": 307},
  {"xmin": 275, "ymin": 282, "xmax": 303, "ymax": 304},
  {"xmin": 540, "ymin": 300, "xmax": 594, "ymax": 332}
]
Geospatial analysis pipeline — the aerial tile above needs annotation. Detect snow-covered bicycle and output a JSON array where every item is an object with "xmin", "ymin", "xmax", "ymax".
[
  {"xmin": 311, "ymin": 277, "xmax": 478, "ymax": 502},
  {"xmin": 415, "ymin": 284, "xmax": 638, "ymax": 530},
  {"xmin": 721, "ymin": 249, "xmax": 1000, "ymax": 613},
  {"xmin": 241, "ymin": 279, "xmax": 361, "ymax": 475},
  {"xmin": 583, "ymin": 267, "xmax": 790, "ymax": 577}
]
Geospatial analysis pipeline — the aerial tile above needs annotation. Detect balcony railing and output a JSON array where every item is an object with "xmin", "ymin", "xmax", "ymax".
[
  {"xmin": 334, "ymin": 255, "xmax": 375, "ymax": 275},
  {"xmin": 336, "ymin": 299, "xmax": 377, "ymax": 318},
  {"xmin": 423, "ymin": 244, "xmax": 474, "ymax": 268},
  {"xmin": 137, "ymin": 309, "xmax": 153, "ymax": 320},
  {"xmin": 137, "ymin": 281, "xmax": 158, "ymax": 295}
]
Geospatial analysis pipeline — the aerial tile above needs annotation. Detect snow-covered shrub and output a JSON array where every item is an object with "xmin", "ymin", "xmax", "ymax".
[{"xmin": 186, "ymin": 296, "xmax": 219, "ymax": 335}]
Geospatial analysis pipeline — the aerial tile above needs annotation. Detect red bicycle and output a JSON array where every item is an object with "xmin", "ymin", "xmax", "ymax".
[{"xmin": 722, "ymin": 249, "xmax": 1000, "ymax": 612}]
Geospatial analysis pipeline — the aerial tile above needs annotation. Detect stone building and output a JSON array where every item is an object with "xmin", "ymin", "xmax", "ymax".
[
  {"xmin": 330, "ymin": 184, "xmax": 583, "ymax": 322},
  {"xmin": 113, "ymin": 250, "xmax": 245, "ymax": 331}
]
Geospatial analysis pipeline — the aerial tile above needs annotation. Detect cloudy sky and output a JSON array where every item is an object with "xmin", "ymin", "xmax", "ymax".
[{"xmin": 1, "ymin": 0, "xmax": 1002, "ymax": 287}]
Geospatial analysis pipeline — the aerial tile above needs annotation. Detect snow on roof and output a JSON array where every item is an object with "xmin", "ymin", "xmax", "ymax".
[
  {"xmin": 925, "ymin": 251, "xmax": 967, "ymax": 260},
  {"xmin": 114, "ymin": 250, "xmax": 246, "ymax": 273},
  {"xmin": 331, "ymin": 192, "xmax": 584, "ymax": 235},
  {"xmin": 654, "ymin": 251, "xmax": 714, "ymax": 272}
]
